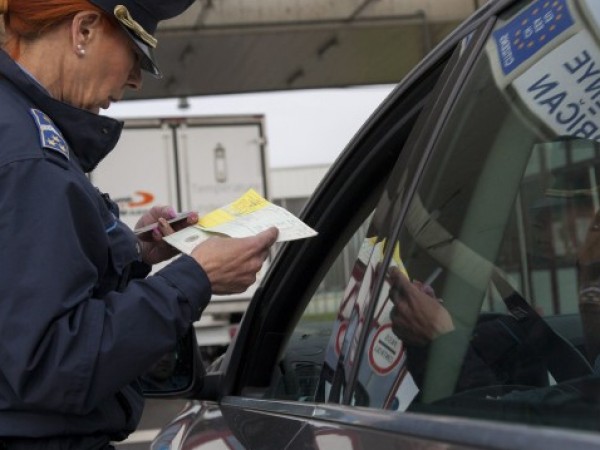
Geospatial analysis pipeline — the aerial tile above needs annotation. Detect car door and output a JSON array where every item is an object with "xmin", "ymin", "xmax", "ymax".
[{"xmin": 177, "ymin": 0, "xmax": 600, "ymax": 449}]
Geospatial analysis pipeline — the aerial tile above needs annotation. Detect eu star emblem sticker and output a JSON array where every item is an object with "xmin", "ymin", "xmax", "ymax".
[
  {"xmin": 29, "ymin": 109, "xmax": 70, "ymax": 160},
  {"xmin": 492, "ymin": 0, "xmax": 575, "ymax": 77}
]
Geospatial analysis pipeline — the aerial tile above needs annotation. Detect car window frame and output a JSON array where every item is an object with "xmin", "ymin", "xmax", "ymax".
[
  {"xmin": 190, "ymin": 0, "xmax": 517, "ymax": 414},
  {"xmin": 211, "ymin": 20, "xmax": 498, "ymax": 414},
  {"xmin": 193, "ymin": 0, "xmax": 514, "ymax": 410}
]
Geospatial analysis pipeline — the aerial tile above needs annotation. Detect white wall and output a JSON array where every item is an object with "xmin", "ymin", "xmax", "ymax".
[{"xmin": 270, "ymin": 164, "xmax": 330, "ymax": 199}]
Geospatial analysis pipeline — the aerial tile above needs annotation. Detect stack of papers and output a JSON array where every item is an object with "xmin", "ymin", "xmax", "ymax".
[{"xmin": 163, "ymin": 189, "xmax": 318, "ymax": 254}]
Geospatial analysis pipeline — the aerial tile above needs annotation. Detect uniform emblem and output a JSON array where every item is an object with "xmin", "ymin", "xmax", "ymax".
[{"xmin": 29, "ymin": 109, "xmax": 70, "ymax": 160}]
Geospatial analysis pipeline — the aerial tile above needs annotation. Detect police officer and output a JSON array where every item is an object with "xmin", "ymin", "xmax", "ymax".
[{"xmin": 0, "ymin": 0, "xmax": 278, "ymax": 448}]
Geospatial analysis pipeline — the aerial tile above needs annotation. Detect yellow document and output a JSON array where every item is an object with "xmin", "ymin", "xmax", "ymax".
[{"xmin": 163, "ymin": 189, "xmax": 318, "ymax": 254}]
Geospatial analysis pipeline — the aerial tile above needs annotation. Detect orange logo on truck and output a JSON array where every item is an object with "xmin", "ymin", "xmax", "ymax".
[
  {"xmin": 127, "ymin": 191, "xmax": 155, "ymax": 207},
  {"xmin": 115, "ymin": 191, "xmax": 155, "ymax": 208}
]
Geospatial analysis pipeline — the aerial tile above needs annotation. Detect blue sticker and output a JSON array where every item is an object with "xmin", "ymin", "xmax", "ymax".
[
  {"xmin": 493, "ymin": 0, "xmax": 575, "ymax": 76},
  {"xmin": 29, "ymin": 109, "xmax": 70, "ymax": 160}
]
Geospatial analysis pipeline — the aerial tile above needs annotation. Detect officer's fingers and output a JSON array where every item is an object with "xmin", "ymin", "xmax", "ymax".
[
  {"xmin": 147, "ymin": 205, "xmax": 173, "ymax": 220},
  {"xmin": 220, "ymin": 228, "xmax": 277, "ymax": 259},
  {"xmin": 137, "ymin": 205, "xmax": 175, "ymax": 229},
  {"xmin": 255, "ymin": 227, "xmax": 279, "ymax": 248},
  {"xmin": 256, "ymin": 247, "xmax": 271, "ymax": 263},
  {"xmin": 168, "ymin": 212, "xmax": 199, "ymax": 233},
  {"xmin": 184, "ymin": 212, "xmax": 199, "ymax": 226},
  {"xmin": 154, "ymin": 217, "xmax": 175, "ymax": 239}
]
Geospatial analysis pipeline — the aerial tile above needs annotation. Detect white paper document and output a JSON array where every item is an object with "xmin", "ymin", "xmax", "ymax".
[{"xmin": 163, "ymin": 189, "xmax": 318, "ymax": 254}]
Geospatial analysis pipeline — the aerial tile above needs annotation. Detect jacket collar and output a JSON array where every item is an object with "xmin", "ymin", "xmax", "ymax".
[{"xmin": 0, "ymin": 49, "xmax": 123, "ymax": 172}]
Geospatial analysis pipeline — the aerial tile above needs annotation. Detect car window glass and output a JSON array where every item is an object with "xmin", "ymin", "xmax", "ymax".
[
  {"xmin": 352, "ymin": 0, "xmax": 600, "ymax": 434},
  {"xmin": 299, "ymin": 28, "xmax": 485, "ymax": 408},
  {"xmin": 260, "ymin": 54, "xmax": 461, "ymax": 405},
  {"xmin": 308, "ymin": 21, "xmax": 484, "ymax": 408},
  {"xmin": 263, "ymin": 218, "xmax": 371, "ymax": 401}
]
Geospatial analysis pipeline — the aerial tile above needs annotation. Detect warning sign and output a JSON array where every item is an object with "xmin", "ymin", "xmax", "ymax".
[{"xmin": 368, "ymin": 324, "xmax": 404, "ymax": 375}]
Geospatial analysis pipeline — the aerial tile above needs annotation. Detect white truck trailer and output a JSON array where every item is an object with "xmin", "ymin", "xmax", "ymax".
[{"xmin": 90, "ymin": 115, "xmax": 269, "ymax": 360}]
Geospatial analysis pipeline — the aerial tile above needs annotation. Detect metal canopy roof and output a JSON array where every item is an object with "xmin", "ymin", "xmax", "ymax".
[{"xmin": 129, "ymin": 0, "xmax": 485, "ymax": 100}]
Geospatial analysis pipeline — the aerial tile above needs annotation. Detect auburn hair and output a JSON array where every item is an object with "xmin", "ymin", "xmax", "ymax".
[{"xmin": 1, "ymin": 0, "xmax": 110, "ymax": 59}]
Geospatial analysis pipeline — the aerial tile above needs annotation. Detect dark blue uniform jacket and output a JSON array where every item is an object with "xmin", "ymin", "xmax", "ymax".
[{"xmin": 0, "ymin": 49, "xmax": 212, "ymax": 440}]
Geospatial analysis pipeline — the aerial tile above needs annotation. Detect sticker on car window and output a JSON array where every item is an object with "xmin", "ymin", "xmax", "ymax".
[{"xmin": 488, "ymin": 0, "xmax": 579, "ymax": 88}]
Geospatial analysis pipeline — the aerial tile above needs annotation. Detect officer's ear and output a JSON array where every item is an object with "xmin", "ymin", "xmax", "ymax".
[{"xmin": 70, "ymin": 11, "xmax": 104, "ymax": 57}]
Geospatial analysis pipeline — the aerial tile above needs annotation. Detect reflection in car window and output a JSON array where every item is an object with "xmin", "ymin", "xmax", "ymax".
[
  {"xmin": 261, "ymin": 22, "xmax": 459, "ymax": 404},
  {"xmin": 310, "ymin": 14, "xmax": 475, "ymax": 407},
  {"xmin": 352, "ymin": 0, "xmax": 600, "ymax": 434}
]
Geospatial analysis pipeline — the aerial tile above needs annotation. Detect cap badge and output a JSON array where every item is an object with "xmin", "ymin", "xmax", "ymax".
[{"xmin": 114, "ymin": 4, "xmax": 158, "ymax": 48}]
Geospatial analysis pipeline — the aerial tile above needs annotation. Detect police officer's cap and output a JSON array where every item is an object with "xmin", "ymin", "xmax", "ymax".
[{"xmin": 88, "ymin": 0, "xmax": 195, "ymax": 78}]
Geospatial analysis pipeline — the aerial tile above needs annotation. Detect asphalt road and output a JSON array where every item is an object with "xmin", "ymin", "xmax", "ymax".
[{"xmin": 114, "ymin": 399, "xmax": 189, "ymax": 450}]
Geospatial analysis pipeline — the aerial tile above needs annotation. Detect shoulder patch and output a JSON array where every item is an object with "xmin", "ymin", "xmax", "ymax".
[{"xmin": 29, "ymin": 109, "xmax": 70, "ymax": 160}]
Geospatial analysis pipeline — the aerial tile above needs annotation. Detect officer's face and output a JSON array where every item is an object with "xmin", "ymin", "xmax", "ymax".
[{"xmin": 69, "ymin": 15, "xmax": 142, "ymax": 114}]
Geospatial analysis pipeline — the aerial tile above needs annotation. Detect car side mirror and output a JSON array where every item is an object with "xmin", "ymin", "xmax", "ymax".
[{"xmin": 140, "ymin": 328, "xmax": 205, "ymax": 397}]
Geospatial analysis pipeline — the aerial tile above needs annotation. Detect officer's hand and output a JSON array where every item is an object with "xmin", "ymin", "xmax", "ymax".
[
  {"xmin": 136, "ymin": 206, "xmax": 199, "ymax": 265},
  {"xmin": 191, "ymin": 227, "xmax": 278, "ymax": 295}
]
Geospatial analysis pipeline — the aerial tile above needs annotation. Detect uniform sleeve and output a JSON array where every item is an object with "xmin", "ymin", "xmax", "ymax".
[{"xmin": 0, "ymin": 157, "xmax": 211, "ymax": 414}]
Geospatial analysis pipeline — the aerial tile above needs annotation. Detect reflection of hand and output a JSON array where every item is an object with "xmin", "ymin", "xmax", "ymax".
[
  {"xmin": 136, "ymin": 206, "xmax": 199, "ymax": 265},
  {"xmin": 191, "ymin": 227, "xmax": 279, "ymax": 295},
  {"xmin": 388, "ymin": 267, "xmax": 454, "ymax": 346}
]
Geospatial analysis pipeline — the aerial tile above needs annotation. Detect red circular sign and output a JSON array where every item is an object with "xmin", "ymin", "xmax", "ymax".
[{"xmin": 368, "ymin": 324, "xmax": 404, "ymax": 375}]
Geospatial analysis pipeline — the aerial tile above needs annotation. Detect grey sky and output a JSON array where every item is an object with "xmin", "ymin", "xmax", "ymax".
[{"xmin": 105, "ymin": 84, "xmax": 395, "ymax": 168}]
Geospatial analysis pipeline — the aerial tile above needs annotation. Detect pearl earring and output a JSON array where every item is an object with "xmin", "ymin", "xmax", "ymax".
[{"xmin": 77, "ymin": 44, "xmax": 86, "ymax": 56}]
